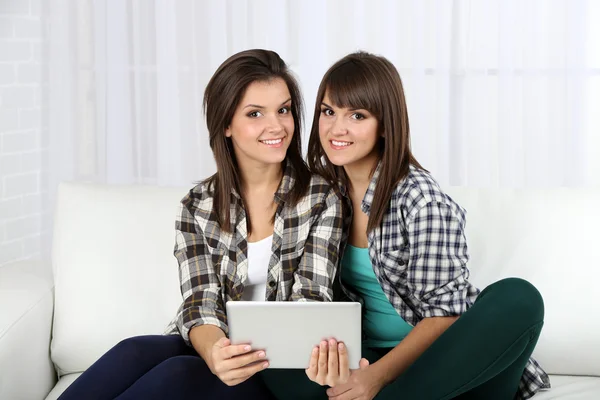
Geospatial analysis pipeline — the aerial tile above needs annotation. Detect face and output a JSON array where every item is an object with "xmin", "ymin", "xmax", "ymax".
[
  {"xmin": 226, "ymin": 78, "xmax": 294, "ymax": 169},
  {"xmin": 318, "ymin": 92, "xmax": 380, "ymax": 168}
]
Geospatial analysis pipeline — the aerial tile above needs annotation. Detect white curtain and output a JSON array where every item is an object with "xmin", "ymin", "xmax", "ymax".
[{"xmin": 47, "ymin": 0, "xmax": 600, "ymax": 193}]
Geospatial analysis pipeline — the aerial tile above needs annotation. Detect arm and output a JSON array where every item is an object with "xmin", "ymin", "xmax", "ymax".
[
  {"xmin": 189, "ymin": 325, "xmax": 226, "ymax": 367},
  {"xmin": 372, "ymin": 200, "xmax": 470, "ymax": 382},
  {"xmin": 368, "ymin": 316, "xmax": 458, "ymax": 386},
  {"xmin": 371, "ymin": 202, "xmax": 469, "ymax": 384},
  {"xmin": 291, "ymin": 187, "xmax": 344, "ymax": 302},
  {"xmin": 174, "ymin": 191, "xmax": 227, "ymax": 350},
  {"xmin": 325, "ymin": 200, "xmax": 472, "ymax": 397},
  {"xmin": 175, "ymin": 192, "xmax": 268, "ymax": 384}
]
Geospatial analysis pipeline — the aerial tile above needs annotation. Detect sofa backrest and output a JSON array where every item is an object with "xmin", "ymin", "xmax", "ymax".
[
  {"xmin": 51, "ymin": 183, "xmax": 187, "ymax": 376},
  {"xmin": 50, "ymin": 182, "xmax": 600, "ymax": 377},
  {"xmin": 445, "ymin": 187, "xmax": 600, "ymax": 376}
]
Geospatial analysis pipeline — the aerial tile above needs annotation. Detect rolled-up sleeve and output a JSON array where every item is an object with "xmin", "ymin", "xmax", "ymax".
[
  {"xmin": 291, "ymin": 188, "xmax": 343, "ymax": 302},
  {"xmin": 406, "ymin": 200, "xmax": 471, "ymax": 318},
  {"xmin": 174, "ymin": 192, "xmax": 227, "ymax": 344}
]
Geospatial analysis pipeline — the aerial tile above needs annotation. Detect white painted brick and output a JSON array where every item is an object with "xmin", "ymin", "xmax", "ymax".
[
  {"xmin": 1, "ymin": 87, "xmax": 34, "ymax": 108},
  {"xmin": 19, "ymin": 108, "xmax": 40, "ymax": 129},
  {"xmin": 30, "ymin": 0, "xmax": 41, "ymax": 16},
  {"xmin": 0, "ymin": 153, "xmax": 21, "ymax": 175},
  {"xmin": 0, "ymin": 109, "xmax": 19, "ymax": 131},
  {"xmin": 0, "ymin": 0, "xmax": 30, "ymax": 15},
  {"xmin": 1, "ymin": 131, "xmax": 37, "ymax": 152},
  {"xmin": 17, "ymin": 63, "xmax": 40, "ymax": 83},
  {"xmin": 32, "ymin": 42, "xmax": 43, "ymax": 62},
  {"xmin": 4, "ymin": 172, "xmax": 37, "ymax": 196},
  {"xmin": 0, "ymin": 41, "xmax": 30, "ymax": 61},
  {"xmin": 20, "ymin": 150, "xmax": 39, "ymax": 172},
  {"xmin": 21, "ymin": 193, "xmax": 40, "ymax": 213},
  {"xmin": 33, "ymin": 86, "xmax": 41, "ymax": 105},
  {"xmin": 5, "ymin": 215, "xmax": 41, "ymax": 241},
  {"xmin": 0, "ymin": 64, "xmax": 16, "ymax": 85},
  {"xmin": 22, "ymin": 233, "xmax": 41, "ymax": 256},
  {"xmin": 0, "ymin": 19, "xmax": 14, "ymax": 38},
  {"xmin": 0, "ymin": 242, "xmax": 22, "ymax": 265},
  {"xmin": 0, "ymin": 197, "xmax": 20, "ymax": 219},
  {"xmin": 14, "ymin": 18, "xmax": 41, "ymax": 38}
]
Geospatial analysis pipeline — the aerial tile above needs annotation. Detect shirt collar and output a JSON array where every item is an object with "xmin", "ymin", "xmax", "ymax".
[
  {"xmin": 360, "ymin": 161, "xmax": 382, "ymax": 215},
  {"xmin": 338, "ymin": 161, "xmax": 382, "ymax": 216}
]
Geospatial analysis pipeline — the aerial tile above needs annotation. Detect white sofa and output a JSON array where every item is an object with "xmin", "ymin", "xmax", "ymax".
[{"xmin": 1, "ymin": 182, "xmax": 600, "ymax": 399}]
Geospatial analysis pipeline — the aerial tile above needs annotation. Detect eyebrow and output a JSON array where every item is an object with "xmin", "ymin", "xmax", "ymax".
[
  {"xmin": 321, "ymin": 101, "xmax": 364, "ymax": 112},
  {"xmin": 243, "ymin": 98, "xmax": 292, "ymax": 110}
]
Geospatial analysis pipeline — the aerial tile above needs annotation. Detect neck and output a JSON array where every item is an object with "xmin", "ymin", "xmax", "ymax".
[
  {"xmin": 238, "ymin": 160, "xmax": 283, "ymax": 196},
  {"xmin": 344, "ymin": 152, "xmax": 379, "ymax": 198}
]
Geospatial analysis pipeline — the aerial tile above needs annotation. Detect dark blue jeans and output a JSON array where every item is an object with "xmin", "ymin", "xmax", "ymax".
[{"xmin": 58, "ymin": 335, "xmax": 275, "ymax": 400}]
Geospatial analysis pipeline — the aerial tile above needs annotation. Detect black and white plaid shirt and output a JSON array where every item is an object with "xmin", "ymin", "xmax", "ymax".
[
  {"xmin": 165, "ymin": 163, "xmax": 344, "ymax": 344},
  {"xmin": 337, "ymin": 163, "xmax": 550, "ymax": 399}
]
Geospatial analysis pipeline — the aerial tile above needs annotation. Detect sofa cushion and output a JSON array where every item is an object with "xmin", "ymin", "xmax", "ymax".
[
  {"xmin": 533, "ymin": 375, "xmax": 600, "ymax": 399},
  {"xmin": 445, "ymin": 187, "xmax": 600, "ymax": 376},
  {"xmin": 44, "ymin": 373, "xmax": 81, "ymax": 400},
  {"xmin": 51, "ymin": 183, "xmax": 187, "ymax": 376},
  {"xmin": 0, "ymin": 261, "xmax": 56, "ymax": 400}
]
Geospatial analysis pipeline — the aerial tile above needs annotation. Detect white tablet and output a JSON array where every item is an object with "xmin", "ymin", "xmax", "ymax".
[{"xmin": 226, "ymin": 301, "xmax": 362, "ymax": 369}]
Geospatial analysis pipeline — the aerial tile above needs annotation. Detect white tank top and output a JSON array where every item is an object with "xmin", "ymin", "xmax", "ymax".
[{"xmin": 241, "ymin": 235, "xmax": 272, "ymax": 301}]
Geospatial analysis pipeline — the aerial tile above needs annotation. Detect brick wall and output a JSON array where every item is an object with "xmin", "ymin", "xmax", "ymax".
[{"xmin": 0, "ymin": 0, "xmax": 47, "ymax": 267}]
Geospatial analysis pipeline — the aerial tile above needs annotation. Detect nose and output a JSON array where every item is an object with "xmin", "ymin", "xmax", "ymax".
[
  {"xmin": 330, "ymin": 117, "xmax": 348, "ymax": 136},
  {"xmin": 265, "ymin": 113, "xmax": 284, "ymax": 134}
]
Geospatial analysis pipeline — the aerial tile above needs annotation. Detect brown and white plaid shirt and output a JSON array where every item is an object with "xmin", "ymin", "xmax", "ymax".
[{"xmin": 165, "ymin": 163, "xmax": 344, "ymax": 344}]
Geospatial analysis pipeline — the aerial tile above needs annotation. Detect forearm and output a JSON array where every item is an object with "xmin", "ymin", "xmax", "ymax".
[
  {"xmin": 372, "ymin": 316, "xmax": 459, "ymax": 385},
  {"xmin": 189, "ymin": 324, "xmax": 226, "ymax": 369}
]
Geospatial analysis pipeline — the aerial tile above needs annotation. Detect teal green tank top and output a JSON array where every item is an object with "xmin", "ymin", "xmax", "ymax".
[{"xmin": 341, "ymin": 245, "xmax": 413, "ymax": 347}]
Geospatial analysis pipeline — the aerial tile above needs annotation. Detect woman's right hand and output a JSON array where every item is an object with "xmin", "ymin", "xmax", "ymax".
[{"xmin": 208, "ymin": 337, "xmax": 269, "ymax": 386}]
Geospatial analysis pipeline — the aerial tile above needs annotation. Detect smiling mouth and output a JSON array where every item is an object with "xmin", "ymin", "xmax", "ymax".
[
  {"xmin": 330, "ymin": 140, "xmax": 353, "ymax": 148},
  {"xmin": 260, "ymin": 138, "xmax": 284, "ymax": 146}
]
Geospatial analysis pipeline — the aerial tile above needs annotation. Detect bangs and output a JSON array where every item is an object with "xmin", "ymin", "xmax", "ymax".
[{"xmin": 323, "ymin": 60, "xmax": 382, "ymax": 117}]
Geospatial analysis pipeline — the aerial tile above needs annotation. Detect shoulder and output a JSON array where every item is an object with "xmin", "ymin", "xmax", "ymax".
[
  {"xmin": 393, "ymin": 166, "xmax": 466, "ymax": 223},
  {"xmin": 179, "ymin": 178, "xmax": 217, "ymax": 225},
  {"xmin": 307, "ymin": 173, "xmax": 342, "ymax": 205},
  {"xmin": 288, "ymin": 173, "xmax": 341, "ymax": 214}
]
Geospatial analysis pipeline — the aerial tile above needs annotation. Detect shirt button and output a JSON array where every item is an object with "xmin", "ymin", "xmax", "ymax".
[{"xmin": 268, "ymin": 281, "xmax": 276, "ymax": 288}]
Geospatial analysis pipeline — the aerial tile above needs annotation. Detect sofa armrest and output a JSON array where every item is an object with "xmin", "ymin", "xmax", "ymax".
[{"xmin": 0, "ymin": 260, "xmax": 56, "ymax": 400}]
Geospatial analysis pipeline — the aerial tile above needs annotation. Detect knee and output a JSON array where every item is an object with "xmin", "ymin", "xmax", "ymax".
[
  {"xmin": 487, "ymin": 278, "xmax": 545, "ymax": 323},
  {"xmin": 158, "ymin": 356, "xmax": 206, "ymax": 379},
  {"xmin": 111, "ymin": 335, "xmax": 174, "ymax": 362},
  {"xmin": 111, "ymin": 336, "xmax": 147, "ymax": 359}
]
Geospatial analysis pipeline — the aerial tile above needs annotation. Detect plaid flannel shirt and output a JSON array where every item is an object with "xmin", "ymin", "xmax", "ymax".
[
  {"xmin": 165, "ymin": 163, "xmax": 344, "ymax": 345},
  {"xmin": 337, "ymin": 162, "xmax": 550, "ymax": 400}
]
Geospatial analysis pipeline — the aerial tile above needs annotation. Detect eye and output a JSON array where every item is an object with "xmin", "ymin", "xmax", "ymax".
[
  {"xmin": 278, "ymin": 106, "xmax": 291, "ymax": 114},
  {"xmin": 321, "ymin": 108, "xmax": 334, "ymax": 116},
  {"xmin": 247, "ymin": 111, "xmax": 263, "ymax": 118},
  {"xmin": 351, "ymin": 112, "xmax": 365, "ymax": 120}
]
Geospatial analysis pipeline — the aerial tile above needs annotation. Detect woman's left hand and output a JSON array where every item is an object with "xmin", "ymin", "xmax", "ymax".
[{"xmin": 325, "ymin": 360, "xmax": 383, "ymax": 400}]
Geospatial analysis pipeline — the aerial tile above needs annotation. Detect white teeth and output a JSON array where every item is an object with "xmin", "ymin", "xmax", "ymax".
[
  {"xmin": 261, "ymin": 139, "xmax": 283, "ymax": 145},
  {"xmin": 332, "ymin": 140, "xmax": 351, "ymax": 147}
]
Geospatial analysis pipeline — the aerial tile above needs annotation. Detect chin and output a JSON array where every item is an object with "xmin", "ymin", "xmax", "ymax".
[
  {"xmin": 324, "ymin": 154, "xmax": 350, "ymax": 167},
  {"xmin": 259, "ymin": 154, "xmax": 287, "ymax": 165}
]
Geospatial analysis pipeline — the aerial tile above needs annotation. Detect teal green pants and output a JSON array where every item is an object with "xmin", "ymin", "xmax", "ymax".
[{"xmin": 261, "ymin": 278, "xmax": 545, "ymax": 400}]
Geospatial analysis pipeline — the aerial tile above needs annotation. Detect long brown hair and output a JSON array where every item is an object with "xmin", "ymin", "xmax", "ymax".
[
  {"xmin": 307, "ymin": 51, "xmax": 423, "ymax": 233},
  {"xmin": 203, "ymin": 49, "xmax": 310, "ymax": 233}
]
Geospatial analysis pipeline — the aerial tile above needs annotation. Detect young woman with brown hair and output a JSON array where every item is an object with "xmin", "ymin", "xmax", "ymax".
[
  {"xmin": 58, "ymin": 49, "xmax": 344, "ymax": 400},
  {"xmin": 302, "ymin": 51, "xmax": 550, "ymax": 400}
]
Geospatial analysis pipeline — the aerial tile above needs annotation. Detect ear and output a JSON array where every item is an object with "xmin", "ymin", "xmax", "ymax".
[{"xmin": 225, "ymin": 127, "xmax": 232, "ymax": 138}]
